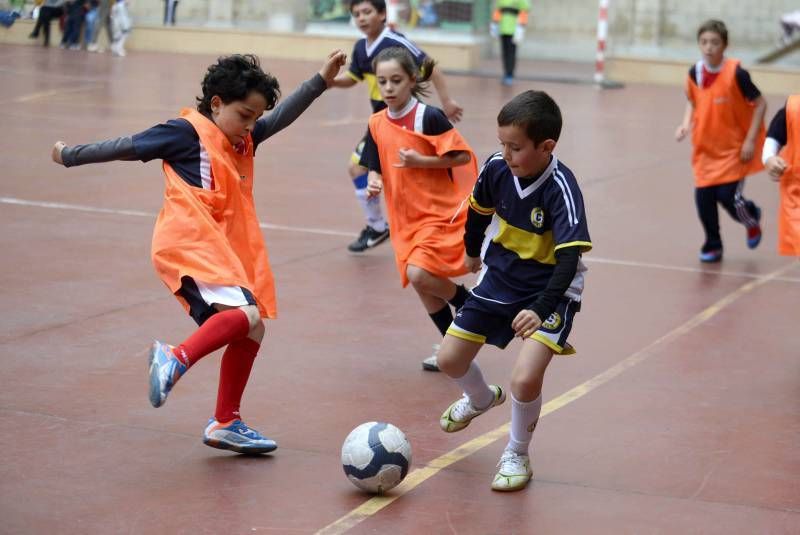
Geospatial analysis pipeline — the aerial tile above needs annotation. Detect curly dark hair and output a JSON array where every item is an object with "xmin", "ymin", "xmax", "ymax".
[
  {"xmin": 196, "ymin": 54, "xmax": 280, "ymax": 115},
  {"xmin": 497, "ymin": 90, "xmax": 562, "ymax": 145}
]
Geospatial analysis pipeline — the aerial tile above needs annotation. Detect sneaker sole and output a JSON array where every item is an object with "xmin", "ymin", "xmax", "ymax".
[
  {"xmin": 203, "ymin": 437, "xmax": 277, "ymax": 454},
  {"xmin": 491, "ymin": 473, "xmax": 532, "ymax": 491}
]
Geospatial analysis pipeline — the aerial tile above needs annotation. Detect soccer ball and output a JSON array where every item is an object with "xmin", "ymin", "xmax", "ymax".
[{"xmin": 341, "ymin": 422, "xmax": 412, "ymax": 494}]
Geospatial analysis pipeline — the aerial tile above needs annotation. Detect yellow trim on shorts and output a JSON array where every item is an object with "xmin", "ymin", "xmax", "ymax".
[
  {"xmin": 555, "ymin": 240, "xmax": 593, "ymax": 253},
  {"xmin": 469, "ymin": 195, "xmax": 495, "ymax": 215},
  {"xmin": 530, "ymin": 332, "xmax": 577, "ymax": 355},
  {"xmin": 446, "ymin": 325, "xmax": 486, "ymax": 344},
  {"xmin": 350, "ymin": 151, "xmax": 362, "ymax": 165}
]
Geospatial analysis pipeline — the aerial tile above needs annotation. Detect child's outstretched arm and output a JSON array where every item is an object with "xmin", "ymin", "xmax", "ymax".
[
  {"xmin": 675, "ymin": 101, "xmax": 693, "ymax": 141},
  {"xmin": 253, "ymin": 50, "xmax": 347, "ymax": 144},
  {"xmin": 429, "ymin": 67, "xmax": 463, "ymax": 123},
  {"xmin": 392, "ymin": 148, "xmax": 471, "ymax": 169},
  {"xmin": 52, "ymin": 136, "xmax": 138, "ymax": 167}
]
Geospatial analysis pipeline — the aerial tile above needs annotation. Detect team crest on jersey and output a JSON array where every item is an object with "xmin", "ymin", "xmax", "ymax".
[
  {"xmin": 531, "ymin": 207, "xmax": 545, "ymax": 228},
  {"xmin": 543, "ymin": 312, "xmax": 561, "ymax": 330}
]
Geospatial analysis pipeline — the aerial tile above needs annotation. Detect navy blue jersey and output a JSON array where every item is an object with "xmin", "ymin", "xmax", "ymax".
[
  {"xmin": 469, "ymin": 153, "xmax": 592, "ymax": 304},
  {"xmin": 347, "ymin": 27, "xmax": 427, "ymax": 113}
]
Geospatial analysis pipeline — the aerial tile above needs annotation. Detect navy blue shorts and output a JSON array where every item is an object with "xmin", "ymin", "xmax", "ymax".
[{"xmin": 447, "ymin": 293, "xmax": 580, "ymax": 354}]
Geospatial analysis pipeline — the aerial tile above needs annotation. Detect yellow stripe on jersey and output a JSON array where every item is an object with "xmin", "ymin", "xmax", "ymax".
[
  {"xmin": 363, "ymin": 73, "xmax": 382, "ymax": 102},
  {"xmin": 469, "ymin": 195, "xmax": 495, "ymax": 215},
  {"xmin": 347, "ymin": 71, "xmax": 362, "ymax": 82},
  {"xmin": 554, "ymin": 240, "xmax": 593, "ymax": 253},
  {"xmin": 493, "ymin": 216, "xmax": 556, "ymax": 264}
]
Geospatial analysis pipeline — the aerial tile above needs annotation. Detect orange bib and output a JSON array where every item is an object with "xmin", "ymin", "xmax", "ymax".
[
  {"xmin": 687, "ymin": 58, "xmax": 765, "ymax": 187},
  {"xmin": 778, "ymin": 95, "xmax": 800, "ymax": 256},
  {"xmin": 367, "ymin": 109, "xmax": 478, "ymax": 286},
  {"xmin": 151, "ymin": 109, "xmax": 277, "ymax": 318}
]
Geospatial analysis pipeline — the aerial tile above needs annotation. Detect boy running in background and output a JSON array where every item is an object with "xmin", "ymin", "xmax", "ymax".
[
  {"xmin": 763, "ymin": 97, "xmax": 800, "ymax": 256},
  {"xmin": 675, "ymin": 19, "xmax": 767, "ymax": 263},
  {"xmin": 51, "ymin": 51, "xmax": 346, "ymax": 454},
  {"xmin": 361, "ymin": 47, "xmax": 477, "ymax": 371},
  {"xmin": 329, "ymin": 0, "xmax": 463, "ymax": 253},
  {"xmin": 437, "ymin": 90, "xmax": 592, "ymax": 491}
]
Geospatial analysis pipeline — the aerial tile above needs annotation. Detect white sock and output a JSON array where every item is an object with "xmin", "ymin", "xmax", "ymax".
[
  {"xmin": 454, "ymin": 361, "xmax": 493, "ymax": 410},
  {"xmin": 354, "ymin": 188, "xmax": 387, "ymax": 232},
  {"xmin": 507, "ymin": 393, "xmax": 542, "ymax": 455}
]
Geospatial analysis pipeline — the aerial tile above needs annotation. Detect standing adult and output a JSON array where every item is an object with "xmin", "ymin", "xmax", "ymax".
[{"xmin": 164, "ymin": 0, "xmax": 178, "ymax": 25}]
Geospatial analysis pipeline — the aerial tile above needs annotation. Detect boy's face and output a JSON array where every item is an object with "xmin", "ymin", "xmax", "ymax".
[
  {"xmin": 351, "ymin": 2, "xmax": 385, "ymax": 39},
  {"xmin": 210, "ymin": 91, "xmax": 267, "ymax": 146},
  {"xmin": 698, "ymin": 31, "xmax": 726, "ymax": 67},
  {"xmin": 375, "ymin": 59, "xmax": 415, "ymax": 112},
  {"xmin": 497, "ymin": 124, "xmax": 555, "ymax": 178}
]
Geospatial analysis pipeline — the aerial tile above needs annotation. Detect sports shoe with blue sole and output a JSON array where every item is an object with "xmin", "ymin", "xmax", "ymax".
[
  {"xmin": 747, "ymin": 206, "xmax": 762, "ymax": 249},
  {"xmin": 203, "ymin": 418, "xmax": 277, "ymax": 454},
  {"xmin": 148, "ymin": 340, "xmax": 186, "ymax": 408}
]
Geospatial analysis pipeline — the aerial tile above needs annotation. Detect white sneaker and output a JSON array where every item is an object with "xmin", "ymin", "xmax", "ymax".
[
  {"xmin": 440, "ymin": 384, "xmax": 505, "ymax": 432},
  {"xmin": 421, "ymin": 344, "xmax": 440, "ymax": 371},
  {"xmin": 491, "ymin": 449, "xmax": 532, "ymax": 491}
]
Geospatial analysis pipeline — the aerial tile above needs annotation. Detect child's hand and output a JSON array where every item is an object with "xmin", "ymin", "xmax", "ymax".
[
  {"xmin": 366, "ymin": 172, "xmax": 383, "ymax": 198},
  {"xmin": 765, "ymin": 155, "xmax": 788, "ymax": 182},
  {"xmin": 319, "ymin": 49, "xmax": 347, "ymax": 87},
  {"xmin": 511, "ymin": 309, "xmax": 542, "ymax": 339},
  {"xmin": 442, "ymin": 98, "xmax": 463, "ymax": 123},
  {"xmin": 740, "ymin": 139, "xmax": 756, "ymax": 162},
  {"xmin": 675, "ymin": 124, "xmax": 689, "ymax": 141},
  {"xmin": 393, "ymin": 148, "xmax": 425, "ymax": 168},
  {"xmin": 464, "ymin": 255, "xmax": 481, "ymax": 273},
  {"xmin": 52, "ymin": 141, "xmax": 66, "ymax": 165}
]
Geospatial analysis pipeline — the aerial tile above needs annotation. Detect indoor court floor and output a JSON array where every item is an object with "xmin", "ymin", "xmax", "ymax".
[{"xmin": 1, "ymin": 43, "xmax": 798, "ymax": 534}]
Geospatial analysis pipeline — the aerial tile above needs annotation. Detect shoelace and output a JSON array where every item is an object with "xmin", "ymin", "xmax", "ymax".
[
  {"xmin": 497, "ymin": 452, "xmax": 527, "ymax": 472},
  {"xmin": 451, "ymin": 397, "xmax": 480, "ymax": 421}
]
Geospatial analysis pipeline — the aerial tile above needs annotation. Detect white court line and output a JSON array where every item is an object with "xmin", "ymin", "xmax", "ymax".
[
  {"xmin": 0, "ymin": 196, "xmax": 354, "ymax": 237},
  {"xmin": 3, "ymin": 196, "xmax": 799, "ymax": 282}
]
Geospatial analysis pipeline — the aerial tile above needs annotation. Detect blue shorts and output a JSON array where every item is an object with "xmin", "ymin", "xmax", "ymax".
[{"xmin": 447, "ymin": 294, "xmax": 580, "ymax": 354}]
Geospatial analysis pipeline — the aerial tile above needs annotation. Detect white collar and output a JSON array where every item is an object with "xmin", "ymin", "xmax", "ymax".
[
  {"xmin": 513, "ymin": 155, "xmax": 558, "ymax": 199},
  {"xmin": 387, "ymin": 97, "xmax": 418, "ymax": 119},
  {"xmin": 365, "ymin": 26, "xmax": 391, "ymax": 57}
]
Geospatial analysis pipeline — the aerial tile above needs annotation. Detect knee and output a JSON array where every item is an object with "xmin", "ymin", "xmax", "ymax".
[
  {"xmin": 248, "ymin": 319, "xmax": 266, "ymax": 344},
  {"xmin": 510, "ymin": 374, "xmax": 543, "ymax": 401},
  {"xmin": 436, "ymin": 345, "xmax": 470, "ymax": 378},
  {"xmin": 406, "ymin": 265, "xmax": 431, "ymax": 291},
  {"xmin": 240, "ymin": 305, "xmax": 261, "ymax": 330}
]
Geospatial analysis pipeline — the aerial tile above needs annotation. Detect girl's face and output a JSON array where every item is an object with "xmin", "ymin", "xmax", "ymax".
[
  {"xmin": 210, "ymin": 90, "xmax": 267, "ymax": 146},
  {"xmin": 375, "ymin": 59, "xmax": 415, "ymax": 112},
  {"xmin": 351, "ymin": 2, "xmax": 385, "ymax": 40},
  {"xmin": 497, "ymin": 124, "xmax": 555, "ymax": 178},
  {"xmin": 698, "ymin": 31, "xmax": 726, "ymax": 67}
]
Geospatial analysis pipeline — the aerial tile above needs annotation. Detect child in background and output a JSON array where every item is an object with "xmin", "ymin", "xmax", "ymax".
[
  {"xmin": 763, "ymin": 97, "xmax": 800, "ymax": 256},
  {"xmin": 436, "ymin": 90, "xmax": 592, "ymax": 491},
  {"xmin": 675, "ymin": 19, "xmax": 767, "ymax": 263},
  {"xmin": 109, "ymin": 0, "xmax": 131, "ymax": 56},
  {"xmin": 329, "ymin": 0, "xmax": 463, "ymax": 253},
  {"xmin": 490, "ymin": 0, "xmax": 530, "ymax": 86},
  {"xmin": 51, "ymin": 51, "xmax": 347, "ymax": 454},
  {"xmin": 360, "ymin": 46, "xmax": 477, "ymax": 371}
]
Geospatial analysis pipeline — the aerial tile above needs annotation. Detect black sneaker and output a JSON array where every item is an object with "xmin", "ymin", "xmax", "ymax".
[{"xmin": 348, "ymin": 225, "xmax": 390, "ymax": 252}]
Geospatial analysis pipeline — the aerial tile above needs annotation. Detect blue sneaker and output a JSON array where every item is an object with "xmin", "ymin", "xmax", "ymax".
[
  {"xmin": 746, "ymin": 206, "xmax": 762, "ymax": 249},
  {"xmin": 203, "ymin": 418, "xmax": 277, "ymax": 454},
  {"xmin": 148, "ymin": 340, "xmax": 186, "ymax": 408},
  {"xmin": 502, "ymin": 75, "xmax": 513, "ymax": 86},
  {"xmin": 699, "ymin": 249, "xmax": 723, "ymax": 263}
]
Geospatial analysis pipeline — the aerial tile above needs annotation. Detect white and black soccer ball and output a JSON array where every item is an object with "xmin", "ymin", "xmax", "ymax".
[{"xmin": 341, "ymin": 421, "xmax": 412, "ymax": 494}]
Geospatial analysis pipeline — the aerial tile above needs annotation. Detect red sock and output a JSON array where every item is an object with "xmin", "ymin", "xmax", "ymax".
[
  {"xmin": 215, "ymin": 337, "xmax": 260, "ymax": 423},
  {"xmin": 173, "ymin": 308, "xmax": 250, "ymax": 368}
]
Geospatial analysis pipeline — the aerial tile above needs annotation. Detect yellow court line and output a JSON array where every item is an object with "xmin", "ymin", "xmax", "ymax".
[{"xmin": 316, "ymin": 260, "xmax": 798, "ymax": 535}]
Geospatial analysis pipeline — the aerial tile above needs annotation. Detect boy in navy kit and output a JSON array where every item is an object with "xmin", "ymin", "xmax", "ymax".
[
  {"xmin": 329, "ymin": 0, "xmax": 463, "ymax": 253},
  {"xmin": 436, "ymin": 90, "xmax": 592, "ymax": 491}
]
